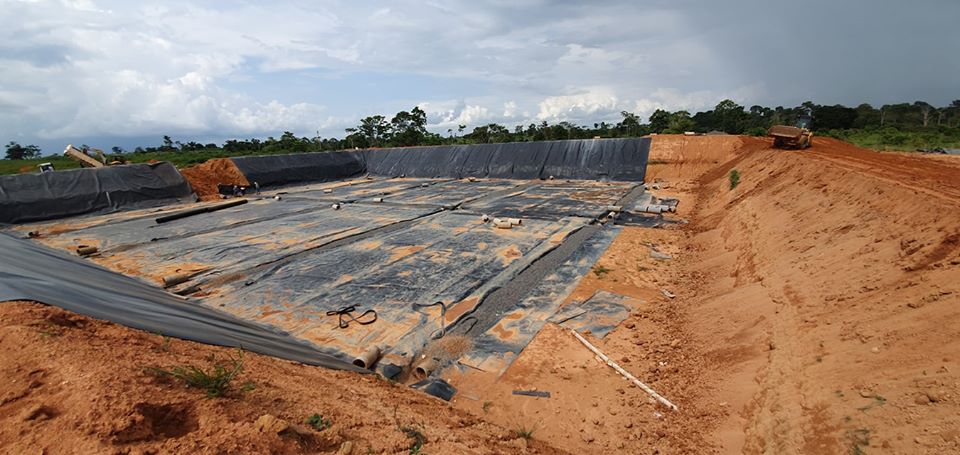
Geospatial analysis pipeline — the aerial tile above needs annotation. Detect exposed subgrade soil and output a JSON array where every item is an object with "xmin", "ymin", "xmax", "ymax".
[{"xmin": 0, "ymin": 301, "xmax": 566, "ymax": 454}]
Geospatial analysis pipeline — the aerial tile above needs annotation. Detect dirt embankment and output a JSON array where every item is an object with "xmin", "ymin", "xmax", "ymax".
[
  {"xmin": 646, "ymin": 134, "xmax": 763, "ymax": 182},
  {"xmin": 0, "ymin": 301, "xmax": 565, "ymax": 455},
  {"xmin": 180, "ymin": 159, "xmax": 249, "ymax": 201},
  {"xmin": 680, "ymin": 138, "xmax": 960, "ymax": 453}
]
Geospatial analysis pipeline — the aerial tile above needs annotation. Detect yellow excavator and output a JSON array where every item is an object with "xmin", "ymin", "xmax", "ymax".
[{"xmin": 63, "ymin": 144, "xmax": 127, "ymax": 168}]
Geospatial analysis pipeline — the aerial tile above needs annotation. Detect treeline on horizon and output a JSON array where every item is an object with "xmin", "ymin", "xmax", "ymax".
[{"xmin": 5, "ymin": 98, "xmax": 960, "ymax": 163}]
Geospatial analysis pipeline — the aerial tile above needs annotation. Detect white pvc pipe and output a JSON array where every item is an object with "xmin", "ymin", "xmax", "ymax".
[{"xmin": 570, "ymin": 329, "xmax": 678, "ymax": 411}]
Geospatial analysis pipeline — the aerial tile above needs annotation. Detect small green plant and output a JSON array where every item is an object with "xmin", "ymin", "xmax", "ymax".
[
  {"xmin": 729, "ymin": 169, "xmax": 741, "ymax": 190},
  {"xmin": 482, "ymin": 401, "xmax": 492, "ymax": 413},
  {"xmin": 592, "ymin": 265, "xmax": 612, "ymax": 277},
  {"xmin": 304, "ymin": 413, "xmax": 332, "ymax": 431},
  {"xmin": 402, "ymin": 427, "xmax": 425, "ymax": 454},
  {"xmin": 514, "ymin": 424, "xmax": 536, "ymax": 440},
  {"xmin": 148, "ymin": 350, "xmax": 244, "ymax": 398}
]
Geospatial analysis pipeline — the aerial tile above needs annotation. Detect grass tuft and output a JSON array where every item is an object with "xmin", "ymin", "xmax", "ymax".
[
  {"xmin": 729, "ymin": 169, "xmax": 741, "ymax": 190},
  {"xmin": 513, "ymin": 424, "xmax": 536, "ymax": 440},
  {"xmin": 147, "ymin": 350, "xmax": 245, "ymax": 398},
  {"xmin": 304, "ymin": 413, "xmax": 332, "ymax": 431}
]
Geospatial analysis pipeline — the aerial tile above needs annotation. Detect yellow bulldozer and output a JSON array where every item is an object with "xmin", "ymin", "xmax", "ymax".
[{"xmin": 767, "ymin": 125, "xmax": 813, "ymax": 149}]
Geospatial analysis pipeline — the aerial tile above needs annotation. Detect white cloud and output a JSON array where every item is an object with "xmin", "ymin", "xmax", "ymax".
[
  {"xmin": 2, "ymin": 0, "xmax": 949, "ymax": 149},
  {"xmin": 536, "ymin": 87, "xmax": 619, "ymax": 122}
]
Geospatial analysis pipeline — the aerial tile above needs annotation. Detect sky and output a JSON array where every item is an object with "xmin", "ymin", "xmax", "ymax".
[{"xmin": 1, "ymin": 0, "xmax": 958, "ymax": 153}]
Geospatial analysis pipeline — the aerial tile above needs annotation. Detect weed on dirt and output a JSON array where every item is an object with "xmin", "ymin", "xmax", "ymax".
[
  {"xmin": 304, "ymin": 413, "xmax": 331, "ymax": 431},
  {"xmin": 729, "ymin": 169, "xmax": 741, "ymax": 189},
  {"xmin": 513, "ymin": 423, "xmax": 536, "ymax": 440},
  {"xmin": 147, "ymin": 350, "xmax": 245, "ymax": 398},
  {"xmin": 592, "ymin": 265, "xmax": 612, "ymax": 277}
]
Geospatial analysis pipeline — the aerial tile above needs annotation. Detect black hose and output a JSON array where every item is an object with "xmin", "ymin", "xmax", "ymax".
[{"xmin": 326, "ymin": 305, "xmax": 377, "ymax": 329}]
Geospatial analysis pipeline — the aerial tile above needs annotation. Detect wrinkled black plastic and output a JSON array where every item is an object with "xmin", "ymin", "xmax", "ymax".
[
  {"xmin": 0, "ymin": 232, "xmax": 364, "ymax": 372},
  {"xmin": 410, "ymin": 378, "xmax": 457, "ymax": 401},
  {"xmin": 231, "ymin": 138, "xmax": 650, "ymax": 188},
  {"xmin": 232, "ymin": 150, "xmax": 365, "ymax": 187},
  {"xmin": 0, "ymin": 163, "xmax": 195, "ymax": 224}
]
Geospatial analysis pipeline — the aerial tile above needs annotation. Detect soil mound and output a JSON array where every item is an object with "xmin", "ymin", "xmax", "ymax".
[{"xmin": 180, "ymin": 159, "xmax": 249, "ymax": 201}]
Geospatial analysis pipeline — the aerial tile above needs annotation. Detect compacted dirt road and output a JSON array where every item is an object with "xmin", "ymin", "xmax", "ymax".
[{"xmin": 1, "ymin": 135, "xmax": 957, "ymax": 454}]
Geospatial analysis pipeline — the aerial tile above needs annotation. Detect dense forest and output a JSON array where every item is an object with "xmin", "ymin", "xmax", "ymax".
[{"xmin": 4, "ymin": 99, "xmax": 960, "ymax": 171}]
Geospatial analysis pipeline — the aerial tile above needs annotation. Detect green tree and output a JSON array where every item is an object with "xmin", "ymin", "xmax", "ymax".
[
  {"xmin": 468, "ymin": 123, "xmax": 511, "ymax": 143},
  {"xmin": 4, "ymin": 141, "xmax": 41, "ymax": 160},
  {"xmin": 357, "ymin": 115, "xmax": 391, "ymax": 147},
  {"xmin": 665, "ymin": 111, "xmax": 695, "ymax": 133},
  {"xmin": 389, "ymin": 107, "xmax": 428, "ymax": 146},
  {"xmin": 713, "ymin": 99, "xmax": 747, "ymax": 134},
  {"xmin": 648, "ymin": 109, "xmax": 671, "ymax": 133},
  {"xmin": 618, "ymin": 111, "xmax": 643, "ymax": 136}
]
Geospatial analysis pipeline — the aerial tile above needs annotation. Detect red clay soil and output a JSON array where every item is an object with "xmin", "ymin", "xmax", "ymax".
[
  {"xmin": 0, "ymin": 301, "xmax": 566, "ymax": 454},
  {"xmin": 680, "ymin": 138, "xmax": 960, "ymax": 453},
  {"xmin": 180, "ymin": 159, "xmax": 249, "ymax": 201}
]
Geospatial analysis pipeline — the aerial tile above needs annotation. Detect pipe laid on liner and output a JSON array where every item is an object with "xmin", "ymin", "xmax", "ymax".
[
  {"xmin": 481, "ymin": 214, "xmax": 491, "ymax": 222},
  {"xmin": 76, "ymin": 245, "xmax": 98, "ymax": 256},
  {"xmin": 506, "ymin": 217, "xmax": 522, "ymax": 226},
  {"xmin": 155, "ymin": 199, "xmax": 248, "ymax": 224},
  {"xmin": 323, "ymin": 188, "xmax": 333, "ymax": 193},
  {"xmin": 162, "ymin": 273, "xmax": 191, "ymax": 288},
  {"xmin": 493, "ymin": 219, "xmax": 512, "ymax": 229},
  {"xmin": 372, "ymin": 197, "xmax": 384, "ymax": 203},
  {"xmin": 352, "ymin": 346, "xmax": 382, "ymax": 370},
  {"xmin": 604, "ymin": 205, "xmax": 623, "ymax": 213},
  {"xmin": 331, "ymin": 203, "xmax": 341, "ymax": 210},
  {"xmin": 414, "ymin": 357, "xmax": 438, "ymax": 379}
]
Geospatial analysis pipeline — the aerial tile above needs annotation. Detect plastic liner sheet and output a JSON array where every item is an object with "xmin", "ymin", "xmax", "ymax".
[
  {"xmin": 231, "ymin": 150, "xmax": 365, "ymax": 188},
  {"xmin": 464, "ymin": 181, "xmax": 634, "ymax": 220},
  {"xmin": 229, "ymin": 138, "xmax": 650, "ymax": 188},
  {"xmin": 0, "ymin": 232, "xmax": 364, "ymax": 372},
  {"xmin": 361, "ymin": 139, "xmax": 649, "ymax": 181},
  {"xmin": 457, "ymin": 226, "xmax": 621, "ymax": 376},
  {"xmin": 200, "ymin": 211, "xmax": 586, "ymax": 357},
  {"xmin": 0, "ymin": 162, "xmax": 195, "ymax": 224},
  {"xmin": 549, "ymin": 290, "xmax": 637, "ymax": 339}
]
